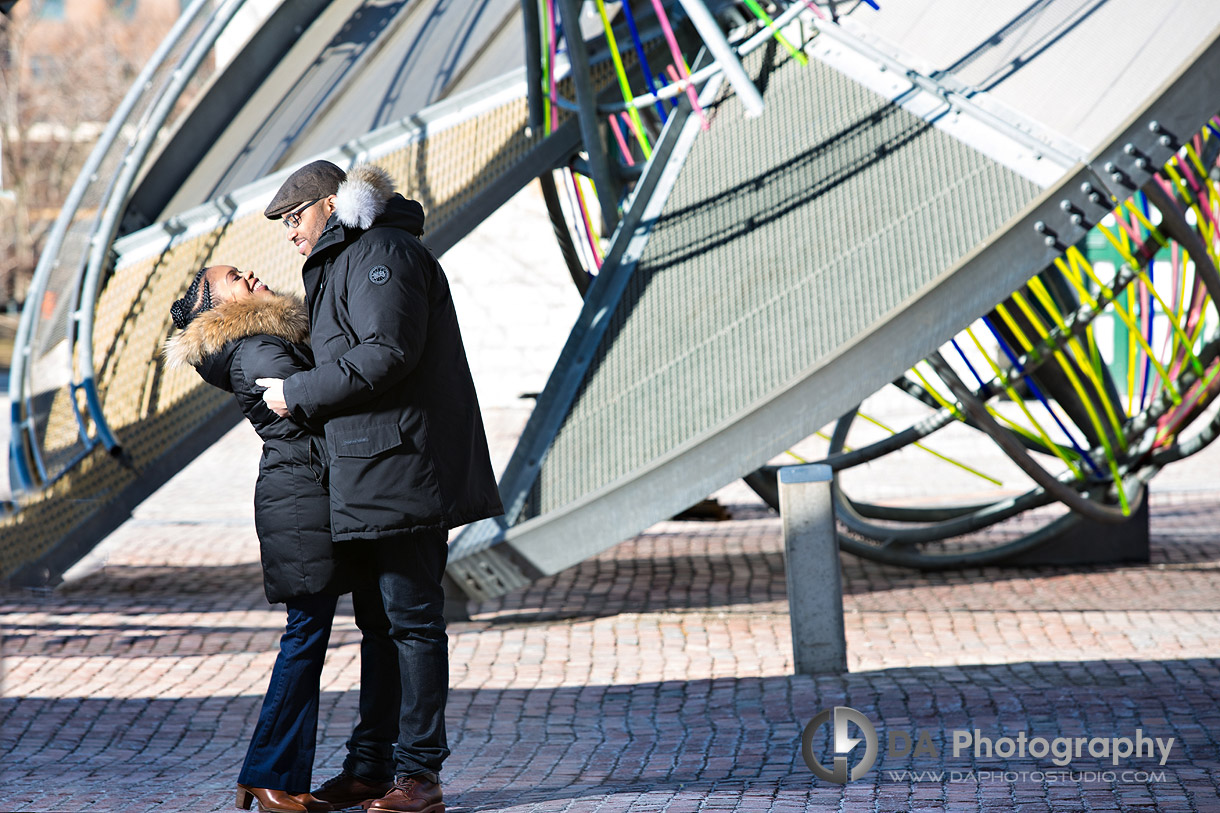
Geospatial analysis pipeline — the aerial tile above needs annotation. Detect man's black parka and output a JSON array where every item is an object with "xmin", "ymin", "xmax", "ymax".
[{"xmin": 281, "ymin": 164, "xmax": 503, "ymax": 541}]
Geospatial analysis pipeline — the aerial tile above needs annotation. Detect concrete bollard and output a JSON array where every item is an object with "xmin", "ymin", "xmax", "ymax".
[{"xmin": 778, "ymin": 463, "xmax": 847, "ymax": 675}]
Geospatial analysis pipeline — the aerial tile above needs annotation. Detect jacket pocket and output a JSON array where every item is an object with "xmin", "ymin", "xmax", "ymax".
[
  {"xmin": 328, "ymin": 423, "xmax": 404, "ymax": 458},
  {"xmin": 318, "ymin": 332, "xmax": 352, "ymax": 363}
]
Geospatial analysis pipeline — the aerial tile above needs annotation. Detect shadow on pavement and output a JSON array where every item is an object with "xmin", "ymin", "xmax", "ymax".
[
  {"xmin": 470, "ymin": 496, "xmax": 1220, "ymax": 624},
  {"xmin": 7, "ymin": 494, "xmax": 1219, "ymax": 627}
]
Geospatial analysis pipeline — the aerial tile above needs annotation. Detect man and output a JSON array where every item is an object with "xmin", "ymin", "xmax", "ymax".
[{"xmin": 257, "ymin": 160, "xmax": 503, "ymax": 813}]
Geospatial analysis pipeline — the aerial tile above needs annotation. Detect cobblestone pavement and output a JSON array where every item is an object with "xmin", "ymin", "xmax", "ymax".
[{"xmin": 3, "ymin": 411, "xmax": 1220, "ymax": 813}]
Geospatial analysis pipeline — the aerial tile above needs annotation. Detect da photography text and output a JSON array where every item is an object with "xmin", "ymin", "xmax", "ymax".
[
  {"xmin": 802, "ymin": 706, "xmax": 1174, "ymax": 785},
  {"xmin": 891, "ymin": 728, "xmax": 1174, "ymax": 767}
]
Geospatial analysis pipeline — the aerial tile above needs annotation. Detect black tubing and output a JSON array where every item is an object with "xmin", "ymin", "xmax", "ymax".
[{"xmin": 539, "ymin": 171, "xmax": 592, "ymax": 296}]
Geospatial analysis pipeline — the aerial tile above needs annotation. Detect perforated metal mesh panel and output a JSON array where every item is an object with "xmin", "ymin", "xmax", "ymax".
[{"xmin": 526, "ymin": 47, "xmax": 1042, "ymax": 516}]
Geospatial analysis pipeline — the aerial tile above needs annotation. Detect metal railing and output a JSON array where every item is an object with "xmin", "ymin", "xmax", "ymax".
[{"xmin": 8, "ymin": 0, "xmax": 250, "ymax": 494}]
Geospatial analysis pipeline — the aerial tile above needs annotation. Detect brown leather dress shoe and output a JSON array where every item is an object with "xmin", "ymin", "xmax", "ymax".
[
  {"xmin": 236, "ymin": 784, "xmax": 309, "ymax": 812},
  {"xmin": 365, "ymin": 775, "xmax": 444, "ymax": 813},
  {"xmin": 308, "ymin": 771, "xmax": 394, "ymax": 811}
]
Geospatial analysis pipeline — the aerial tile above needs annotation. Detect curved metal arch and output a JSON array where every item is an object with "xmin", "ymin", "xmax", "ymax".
[
  {"xmin": 7, "ymin": 0, "xmax": 221, "ymax": 493},
  {"xmin": 72, "ymin": 0, "xmax": 250, "ymax": 457}
]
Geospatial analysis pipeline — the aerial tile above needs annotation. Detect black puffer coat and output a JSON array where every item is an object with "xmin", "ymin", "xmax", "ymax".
[
  {"xmin": 281, "ymin": 164, "xmax": 503, "ymax": 540},
  {"xmin": 164, "ymin": 294, "xmax": 348, "ymax": 603}
]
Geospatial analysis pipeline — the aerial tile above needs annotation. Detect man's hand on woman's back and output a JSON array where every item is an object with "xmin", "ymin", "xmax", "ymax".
[{"xmin": 256, "ymin": 377, "xmax": 290, "ymax": 417}]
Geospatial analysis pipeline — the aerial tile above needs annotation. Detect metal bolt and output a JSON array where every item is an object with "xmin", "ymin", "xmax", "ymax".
[
  {"xmin": 1071, "ymin": 213, "xmax": 1085, "ymax": 226},
  {"xmin": 1081, "ymin": 182, "xmax": 1095, "ymax": 194},
  {"xmin": 1103, "ymin": 161, "xmax": 1117, "ymax": 173},
  {"xmin": 1160, "ymin": 134, "xmax": 1174, "ymax": 147},
  {"xmin": 1123, "ymin": 143, "xmax": 1137, "ymax": 155},
  {"xmin": 1111, "ymin": 171, "xmax": 1125, "ymax": 183},
  {"xmin": 1034, "ymin": 220, "xmax": 1048, "ymax": 233},
  {"xmin": 1044, "ymin": 236, "xmax": 1058, "ymax": 247},
  {"xmin": 1060, "ymin": 200, "xmax": 1074, "ymax": 212},
  {"xmin": 1135, "ymin": 157, "xmax": 1150, "ymax": 170},
  {"xmin": 1149, "ymin": 120, "xmax": 1162, "ymax": 133}
]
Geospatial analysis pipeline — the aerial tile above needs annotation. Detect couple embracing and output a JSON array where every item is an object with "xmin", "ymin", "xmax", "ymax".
[{"xmin": 163, "ymin": 161, "xmax": 502, "ymax": 813}]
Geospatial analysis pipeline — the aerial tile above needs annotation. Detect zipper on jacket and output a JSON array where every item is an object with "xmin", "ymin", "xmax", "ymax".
[{"xmin": 307, "ymin": 435, "xmax": 326, "ymax": 486}]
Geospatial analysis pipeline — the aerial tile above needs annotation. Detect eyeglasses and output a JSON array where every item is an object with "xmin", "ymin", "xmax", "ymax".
[{"xmin": 282, "ymin": 198, "xmax": 322, "ymax": 229}]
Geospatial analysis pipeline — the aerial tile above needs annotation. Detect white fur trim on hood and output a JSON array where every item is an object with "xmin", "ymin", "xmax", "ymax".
[{"xmin": 333, "ymin": 164, "xmax": 395, "ymax": 230}]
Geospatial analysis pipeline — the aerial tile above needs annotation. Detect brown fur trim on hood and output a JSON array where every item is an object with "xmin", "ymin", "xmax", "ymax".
[{"xmin": 162, "ymin": 293, "xmax": 309, "ymax": 369}]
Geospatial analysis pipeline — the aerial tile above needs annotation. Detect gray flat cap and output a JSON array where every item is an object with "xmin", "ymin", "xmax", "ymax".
[{"xmin": 264, "ymin": 160, "xmax": 347, "ymax": 219}]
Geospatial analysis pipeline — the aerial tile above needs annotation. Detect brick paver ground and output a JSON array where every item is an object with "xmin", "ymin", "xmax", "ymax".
[{"xmin": 3, "ymin": 408, "xmax": 1219, "ymax": 813}]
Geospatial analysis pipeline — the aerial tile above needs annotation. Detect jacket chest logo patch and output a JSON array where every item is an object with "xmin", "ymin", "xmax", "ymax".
[{"xmin": 368, "ymin": 265, "xmax": 391, "ymax": 285}]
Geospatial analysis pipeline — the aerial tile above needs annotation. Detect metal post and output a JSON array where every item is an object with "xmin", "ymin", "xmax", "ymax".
[
  {"xmin": 778, "ymin": 463, "xmax": 847, "ymax": 675},
  {"xmin": 557, "ymin": 0, "xmax": 620, "ymax": 232},
  {"xmin": 675, "ymin": 0, "xmax": 765, "ymax": 117},
  {"xmin": 521, "ymin": 0, "xmax": 544, "ymax": 133}
]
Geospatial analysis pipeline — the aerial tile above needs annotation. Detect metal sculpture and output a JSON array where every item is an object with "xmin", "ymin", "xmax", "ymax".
[{"xmin": 521, "ymin": 1, "xmax": 1220, "ymax": 568}]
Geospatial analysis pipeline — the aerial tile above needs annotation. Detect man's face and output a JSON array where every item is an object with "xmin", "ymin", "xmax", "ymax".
[{"xmin": 285, "ymin": 195, "xmax": 336, "ymax": 257}]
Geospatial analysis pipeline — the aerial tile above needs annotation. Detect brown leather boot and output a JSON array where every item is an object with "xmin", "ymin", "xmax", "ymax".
[
  {"xmin": 307, "ymin": 771, "xmax": 394, "ymax": 811},
  {"xmin": 236, "ymin": 784, "xmax": 309, "ymax": 812},
  {"xmin": 365, "ymin": 775, "xmax": 444, "ymax": 813},
  {"xmin": 292, "ymin": 792, "xmax": 337, "ymax": 813}
]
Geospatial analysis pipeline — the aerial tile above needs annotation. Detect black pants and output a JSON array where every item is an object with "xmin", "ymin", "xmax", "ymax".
[
  {"xmin": 343, "ymin": 530, "xmax": 449, "ymax": 781},
  {"xmin": 238, "ymin": 593, "xmax": 338, "ymax": 792}
]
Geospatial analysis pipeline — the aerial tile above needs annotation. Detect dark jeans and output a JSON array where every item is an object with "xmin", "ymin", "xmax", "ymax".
[
  {"xmin": 342, "ymin": 530, "xmax": 449, "ymax": 782},
  {"xmin": 238, "ymin": 593, "xmax": 338, "ymax": 792}
]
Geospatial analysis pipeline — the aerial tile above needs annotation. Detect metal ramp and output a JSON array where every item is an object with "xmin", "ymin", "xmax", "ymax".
[{"xmin": 446, "ymin": 4, "xmax": 1220, "ymax": 600}]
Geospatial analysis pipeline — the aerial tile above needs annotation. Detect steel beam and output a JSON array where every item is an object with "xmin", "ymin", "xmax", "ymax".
[{"xmin": 557, "ymin": 0, "xmax": 620, "ymax": 232}]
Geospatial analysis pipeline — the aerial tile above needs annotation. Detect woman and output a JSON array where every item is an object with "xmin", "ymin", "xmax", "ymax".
[{"xmin": 164, "ymin": 265, "xmax": 344, "ymax": 813}]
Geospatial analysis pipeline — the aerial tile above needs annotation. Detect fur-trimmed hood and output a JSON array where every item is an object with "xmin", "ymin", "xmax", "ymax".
[
  {"xmin": 163, "ymin": 293, "xmax": 309, "ymax": 370},
  {"xmin": 332, "ymin": 164, "xmax": 424, "ymax": 236},
  {"xmin": 334, "ymin": 164, "xmax": 395, "ymax": 230}
]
